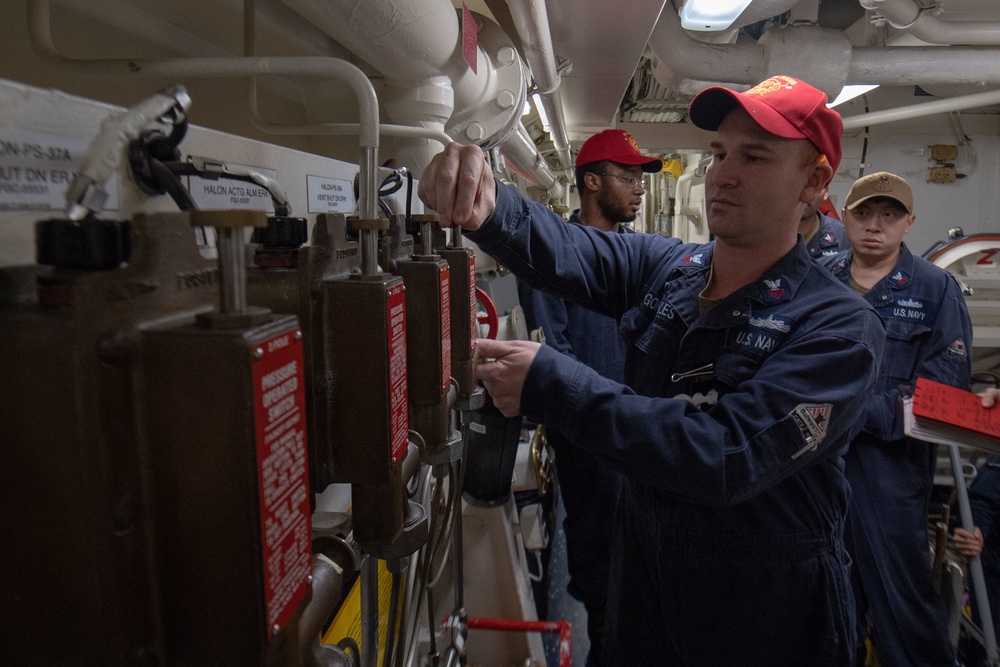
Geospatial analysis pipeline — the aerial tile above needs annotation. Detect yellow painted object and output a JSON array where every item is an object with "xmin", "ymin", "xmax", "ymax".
[
  {"xmin": 662, "ymin": 158, "xmax": 683, "ymax": 178},
  {"xmin": 321, "ymin": 560, "xmax": 404, "ymax": 666}
]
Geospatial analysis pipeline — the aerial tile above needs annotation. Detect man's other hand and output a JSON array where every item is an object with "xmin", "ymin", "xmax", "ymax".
[{"xmin": 475, "ymin": 338, "xmax": 541, "ymax": 417}]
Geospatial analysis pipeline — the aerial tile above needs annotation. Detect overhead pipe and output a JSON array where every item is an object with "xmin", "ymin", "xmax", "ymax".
[
  {"xmin": 279, "ymin": 0, "xmax": 555, "ymax": 191},
  {"xmin": 649, "ymin": 2, "xmax": 1000, "ymax": 100},
  {"xmin": 648, "ymin": 2, "xmax": 767, "ymax": 93},
  {"xmin": 860, "ymin": 0, "xmax": 1000, "ymax": 46},
  {"xmin": 500, "ymin": 121, "xmax": 563, "ymax": 199},
  {"xmin": 240, "ymin": 4, "xmax": 454, "ymax": 150},
  {"xmin": 505, "ymin": 0, "xmax": 572, "ymax": 169},
  {"xmin": 848, "ymin": 47, "xmax": 1000, "ymax": 85},
  {"xmin": 841, "ymin": 87, "xmax": 1000, "ymax": 130}
]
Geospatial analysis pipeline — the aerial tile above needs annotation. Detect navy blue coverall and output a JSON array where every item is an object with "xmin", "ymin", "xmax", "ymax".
[
  {"xmin": 823, "ymin": 244, "xmax": 973, "ymax": 667},
  {"xmin": 470, "ymin": 183, "xmax": 885, "ymax": 666},
  {"xmin": 805, "ymin": 212, "xmax": 848, "ymax": 259},
  {"xmin": 516, "ymin": 213, "xmax": 630, "ymax": 662}
]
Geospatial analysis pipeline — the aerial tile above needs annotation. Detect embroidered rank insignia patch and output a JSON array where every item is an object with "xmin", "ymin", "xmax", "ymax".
[
  {"xmin": 889, "ymin": 270, "xmax": 910, "ymax": 286},
  {"xmin": 821, "ymin": 232, "xmax": 836, "ymax": 244},
  {"xmin": 791, "ymin": 403, "xmax": 832, "ymax": 459},
  {"xmin": 682, "ymin": 252, "xmax": 706, "ymax": 266},
  {"xmin": 762, "ymin": 278, "xmax": 785, "ymax": 301},
  {"xmin": 947, "ymin": 337, "xmax": 968, "ymax": 360}
]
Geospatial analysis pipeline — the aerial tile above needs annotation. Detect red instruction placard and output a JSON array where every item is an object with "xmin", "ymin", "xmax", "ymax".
[
  {"xmin": 912, "ymin": 377, "xmax": 1000, "ymax": 439},
  {"xmin": 253, "ymin": 328, "xmax": 312, "ymax": 642}
]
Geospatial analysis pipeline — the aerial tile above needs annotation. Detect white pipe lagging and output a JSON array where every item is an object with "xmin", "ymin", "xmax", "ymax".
[
  {"xmin": 501, "ymin": 122, "xmax": 563, "ymax": 198},
  {"xmin": 841, "ymin": 88, "xmax": 1000, "ymax": 130},
  {"xmin": 505, "ymin": 0, "xmax": 572, "ymax": 168},
  {"xmin": 848, "ymin": 47, "xmax": 1000, "ymax": 85},
  {"xmin": 653, "ymin": 0, "xmax": 1000, "ymax": 90},
  {"xmin": 278, "ymin": 0, "xmax": 558, "ymax": 192},
  {"xmin": 860, "ymin": 0, "xmax": 1000, "ymax": 46},
  {"xmin": 649, "ymin": 0, "xmax": 1000, "ymax": 120}
]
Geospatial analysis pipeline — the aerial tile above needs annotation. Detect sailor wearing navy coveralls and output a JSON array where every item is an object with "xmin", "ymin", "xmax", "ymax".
[
  {"xmin": 821, "ymin": 171, "xmax": 973, "ymax": 667},
  {"xmin": 800, "ymin": 184, "xmax": 848, "ymax": 258},
  {"xmin": 418, "ymin": 76, "xmax": 885, "ymax": 666},
  {"xmin": 515, "ymin": 129, "xmax": 661, "ymax": 665}
]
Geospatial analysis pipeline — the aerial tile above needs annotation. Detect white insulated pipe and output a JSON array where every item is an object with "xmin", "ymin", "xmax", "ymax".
[
  {"xmin": 506, "ymin": 0, "xmax": 572, "ymax": 167},
  {"xmin": 647, "ymin": 4, "xmax": 766, "ymax": 91},
  {"xmin": 279, "ymin": 0, "xmax": 556, "ymax": 192},
  {"xmin": 849, "ymin": 47, "xmax": 1000, "ymax": 85},
  {"xmin": 860, "ymin": 0, "xmax": 1000, "ymax": 46},
  {"xmin": 841, "ymin": 87, "xmax": 1000, "ymax": 130},
  {"xmin": 649, "ymin": 2, "xmax": 1000, "ymax": 100},
  {"xmin": 501, "ymin": 122, "xmax": 563, "ymax": 199}
]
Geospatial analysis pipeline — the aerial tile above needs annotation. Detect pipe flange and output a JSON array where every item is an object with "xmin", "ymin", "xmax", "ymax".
[{"xmin": 445, "ymin": 11, "xmax": 528, "ymax": 151}]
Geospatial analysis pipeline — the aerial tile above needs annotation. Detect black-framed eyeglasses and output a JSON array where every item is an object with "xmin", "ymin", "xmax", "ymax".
[{"xmin": 601, "ymin": 172, "xmax": 647, "ymax": 190}]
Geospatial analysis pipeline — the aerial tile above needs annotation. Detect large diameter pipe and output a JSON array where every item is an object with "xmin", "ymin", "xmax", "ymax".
[
  {"xmin": 647, "ymin": 4, "xmax": 765, "ymax": 90},
  {"xmin": 849, "ymin": 47, "xmax": 1000, "ymax": 85}
]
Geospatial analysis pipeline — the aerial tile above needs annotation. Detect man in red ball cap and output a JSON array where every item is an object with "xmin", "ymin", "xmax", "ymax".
[
  {"xmin": 517, "ymin": 128, "xmax": 660, "ymax": 664},
  {"xmin": 570, "ymin": 129, "xmax": 662, "ymax": 230},
  {"xmin": 419, "ymin": 75, "xmax": 884, "ymax": 665}
]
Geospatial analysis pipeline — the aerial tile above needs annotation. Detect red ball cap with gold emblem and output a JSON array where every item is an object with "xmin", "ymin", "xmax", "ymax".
[
  {"xmin": 687, "ymin": 75, "xmax": 843, "ymax": 176},
  {"xmin": 575, "ymin": 129, "xmax": 663, "ymax": 173}
]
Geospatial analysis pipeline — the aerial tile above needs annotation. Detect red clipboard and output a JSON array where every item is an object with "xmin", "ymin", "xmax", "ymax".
[{"xmin": 911, "ymin": 377, "xmax": 1000, "ymax": 440}]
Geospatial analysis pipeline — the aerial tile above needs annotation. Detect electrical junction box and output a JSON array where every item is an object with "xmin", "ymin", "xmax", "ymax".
[
  {"xmin": 929, "ymin": 166, "xmax": 958, "ymax": 184},
  {"xmin": 930, "ymin": 144, "xmax": 960, "ymax": 162}
]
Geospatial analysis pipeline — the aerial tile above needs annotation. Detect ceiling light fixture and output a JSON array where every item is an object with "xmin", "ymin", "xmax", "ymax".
[
  {"xmin": 532, "ymin": 93, "xmax": 551, "ymax": 134},
  {"xmin": 679, "ymin": 0, "xmax": 754, "ymax": 31},
  {"xmin": 828, "ymin": 84, "xmax": 879, "ymax": 108}
]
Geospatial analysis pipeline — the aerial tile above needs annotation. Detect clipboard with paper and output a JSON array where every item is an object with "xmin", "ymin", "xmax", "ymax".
[{"xmin": 904, "ymin": 377, "xmax": 1000, "ymax": 664}]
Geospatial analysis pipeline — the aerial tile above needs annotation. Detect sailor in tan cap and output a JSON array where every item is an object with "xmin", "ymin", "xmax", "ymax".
[{"xmin": 819, "ymin": 171, "xmax": 971, "ymax": 666}]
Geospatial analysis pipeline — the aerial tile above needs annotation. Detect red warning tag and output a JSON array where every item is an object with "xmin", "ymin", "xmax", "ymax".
[
  {"xmin": 387, "ymin": 282, "xmax": 409, "ymax": 463},
  {"xmin": 462, "ymin": 3, "xmax": 478, "ymax": 74},
  {"xmin": 252, "ymin": 328, "xmax": 311, "ymax": 642}
]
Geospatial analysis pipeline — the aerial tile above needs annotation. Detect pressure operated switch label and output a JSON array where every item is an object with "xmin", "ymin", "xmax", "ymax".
[{"xmin": 252, "ymin": 328, "xmax": 311, "ymax": 642}]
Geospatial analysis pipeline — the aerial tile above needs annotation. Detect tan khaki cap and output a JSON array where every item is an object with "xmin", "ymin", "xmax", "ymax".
[{"xmin": 845, "ymin": 171, "xmax": 913, "ymax": 214}]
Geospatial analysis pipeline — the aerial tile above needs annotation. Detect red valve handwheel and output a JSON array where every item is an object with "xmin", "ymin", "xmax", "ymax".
[{"xmin": 475, "ymin": 287, "xmax": 499, "ymax": 340}]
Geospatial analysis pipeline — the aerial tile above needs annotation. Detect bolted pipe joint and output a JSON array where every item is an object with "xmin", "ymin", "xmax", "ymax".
[{"xmin": 446, "ymin": 11, "xmax": 528, "ymax": 152}]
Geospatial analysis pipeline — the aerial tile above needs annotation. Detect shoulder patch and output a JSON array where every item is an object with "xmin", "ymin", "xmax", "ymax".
[
  {"xmin": 947, "ymin": 337, "xmax": 968, "ymax": 360},
  {"xmin": 790, "ymin": 403, "xmax": 832, "ymax": 459}
]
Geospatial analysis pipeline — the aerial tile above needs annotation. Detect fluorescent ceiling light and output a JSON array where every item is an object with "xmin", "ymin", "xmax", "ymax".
[
  {"xmin": 532, "ymin": 93, "xmax": 551, "ymax": 134},
  {"xmin": 680, "ymin": 0, "xmax": 754, "ymax": 31},
  {"xmin": 827, "ymin": 84, "xmax": 879, "ymax": 108}
]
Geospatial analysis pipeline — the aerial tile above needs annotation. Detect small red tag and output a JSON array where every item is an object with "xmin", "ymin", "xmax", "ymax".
[{"xmin": 462, "ymin": 3, "xmax": 478, "ymax": 74}]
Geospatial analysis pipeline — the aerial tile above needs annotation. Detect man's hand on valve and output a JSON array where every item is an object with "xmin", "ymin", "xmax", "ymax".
[
  {"xmin": 417, "ymin": 143, "xmax": 496, "ymax": 231},
  {"xmin": 475, "ymin": 338, "xmax": 540, "ymax": 418}
]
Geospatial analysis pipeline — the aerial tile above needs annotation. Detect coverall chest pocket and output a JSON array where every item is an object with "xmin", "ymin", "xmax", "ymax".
[
  {"xmin": 623, "ymin": 306, "xmax": 684, "ymax": 390},
  {"xmin": 879, "ymin": 317, "xmax": 932, "ymax": 389},
  {"xmin": 712, "ymin": 350, "xmax": 764, "ymax": 392}
]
